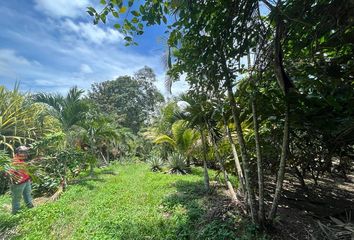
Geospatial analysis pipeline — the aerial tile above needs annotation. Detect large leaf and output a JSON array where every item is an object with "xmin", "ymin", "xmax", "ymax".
[{"xmin": 154, "ymin": 135, "xmax": 176, "ymax": 148}]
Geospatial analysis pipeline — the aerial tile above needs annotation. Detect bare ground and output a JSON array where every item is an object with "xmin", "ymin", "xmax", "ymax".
[{"xmin": 266, "ymin": 173, "xmax": 354, "ymax": 239}]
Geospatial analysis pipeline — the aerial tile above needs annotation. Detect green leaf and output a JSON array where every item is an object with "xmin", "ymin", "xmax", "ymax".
[
  {"xmin": 100, "ymin": 14, "xmax": 106, "ymax": 23},
  {"xmin": 87, "ymin": 7, "xmax": 96, "ymax": 13},
  {"xmin": 114, "ymin": 23, "xmax": 121, "ymax": 29},
  {"xmin": 132, "ymin": 17, "xmax": 138, "ymax": 23},
  {"xmin": 139, "ymin": 5, "xmax": 145, "ymax": 14},
  {"xmin": 162, "ymin": 16, "xmax": 167, "ymax": 24},
  {"xmin": 128, "ymin": 0, "xmax": 134, "ymax": 7},
  {"xmin": 119, "ymin": 6, "xmax": 127, "ymax": 13},
  {"xmin": 100, "ymin": 0, "xmax": 106, "ymax": 4},
  {"xmin": 87, "ymin": 11, "xmax": 94, "ymax": 16},
  {"xmin": 112, "ymin": 11, "xmax": 119, "ymax": 17},
  {"xmin": 154, "ymin": 135, "xmax": 176, "ymax": 148},
  {"xmin": 124, "ymin": 36, "xmax": 133, "ymax": 42},
  {"xmin": 131, "ymin": 10, "xmax": 140, "ymax": 17},
  {"xmin": 124, "ymin": 23, "xmax": 131, "ymax": 30}
]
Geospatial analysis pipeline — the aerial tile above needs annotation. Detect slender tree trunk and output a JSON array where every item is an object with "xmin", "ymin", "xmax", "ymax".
[
  {"xmin": 221, "ymin": 111, "xmax": 246, "ymax": 193},
  {"xmin": 252, "ymin": 99, "xmax": 265, "ymax": 225},
  {"xmin": 62, "ymin": 160, "xmax": 68, "ymax": 191},
  {"xmin": 90, "ymin": 163, "xmax": 94, "ymax": 177},
  {"xmin": 207, "ymin": 127, "xmax": 238, "ymax": 203},
  {"xmin": 248, "ymin": 48, "xmax": 266, "ymax": 225},
  {"xmin": 294, "ymin": 166, "xmax": 307, "ymax": 191},
  {"xmin": 268, "ymin": 6, "xmax": 294, "ymax": 221},
  {"xmin": 268, "ymin": 102, "xmax": 289, "ymax": 220},
  {"xmin": 100, "ymin": 151, "xmax": 108, "ymax": 165},
  {"xmin": 224, "ymin": 73, "xmax": 257, "ymax": 223},
  {"xmin": 200, "ymin": 129, "xmax": 210, "ymax": 192}
]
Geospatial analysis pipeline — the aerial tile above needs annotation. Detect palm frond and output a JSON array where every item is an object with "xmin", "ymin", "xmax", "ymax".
[{"xmin": 154, "ymin": 135, "xmax": 176, "ymax": 148}]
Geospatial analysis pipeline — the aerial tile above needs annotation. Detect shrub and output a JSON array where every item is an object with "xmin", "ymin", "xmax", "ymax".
[
  {"xmin": 168, "ymin": 153, "xmax": 188, "ymax": 174},
  {"xmin": 30, "ymin": 148, "xmax": 88, "ymax": 196},
  {"xmin": 148, "ymin": 156, "xmax": 164, "ymax": 172}
]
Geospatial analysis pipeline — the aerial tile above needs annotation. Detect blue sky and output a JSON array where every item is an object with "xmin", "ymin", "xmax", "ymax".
[{"xmin": 0, "ymin": 0, "xmax": 187, "ymax": 96}]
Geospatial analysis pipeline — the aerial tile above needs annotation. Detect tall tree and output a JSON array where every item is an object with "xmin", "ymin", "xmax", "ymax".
[{"xmin": 89, "ymin": 66, "xmax": 164, "ymax": 133}]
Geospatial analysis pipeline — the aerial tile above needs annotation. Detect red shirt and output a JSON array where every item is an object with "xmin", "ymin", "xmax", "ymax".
[{"xmin": 8, "ymin": 158, "xmax": 30, "ymax": 184}]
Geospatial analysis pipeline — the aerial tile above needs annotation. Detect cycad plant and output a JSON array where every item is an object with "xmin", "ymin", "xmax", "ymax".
[
  {"xmin": 168, "ymin": 153, "xmax": 188, "ymax": 174},
  {"xmin": 148, "ymin": 155, "xmax": 164, "ymax": 172}
]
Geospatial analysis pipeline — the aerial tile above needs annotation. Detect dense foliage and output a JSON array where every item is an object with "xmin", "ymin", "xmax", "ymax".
[
  {"xmin": 0, "ymin": 67, "xmax": 162, "ymax": 196},
  {"xmin": 89, "ymin": 0, "xmax": 354, "ymax": 228},
  {"xmin": 0, "ymin": 0, "xmax": 353, "ymax": 239},
  {"xmin": 88, "ymin": 66, "xmax": 164, "ymax": 133}
]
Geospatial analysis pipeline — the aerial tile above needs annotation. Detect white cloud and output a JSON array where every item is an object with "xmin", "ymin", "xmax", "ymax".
[
  {"xmin": 0, "ymin": 4, "xmax": 182, "ymax": 97},
  {"xmin": 34, "ymin": 0, "xmax": 90, "ymax": 18},
  {"xmin": 80, "ymin": 64, "xmax": 93, "ymax": 74},
  {"xmin": 0, "ymin": 49, "xmax": 31, "ymax": 66},
  {"xmin": 62, "ymin": 19, "xmax": 124, "ymax": 45},
  {"xmin": 0, "ymin": 49, "xmax": 39, "ymax": 79}
]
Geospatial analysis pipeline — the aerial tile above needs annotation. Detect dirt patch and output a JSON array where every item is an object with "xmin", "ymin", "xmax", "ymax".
[{"xmin": 265, "ymin": 173, "xmax": 354, "ymax": 239}]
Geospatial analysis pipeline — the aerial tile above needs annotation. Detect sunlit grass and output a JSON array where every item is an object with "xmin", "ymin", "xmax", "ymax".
[{"xmin": 0, "ymin": 163, "xmax": 261, "ymax": 240}]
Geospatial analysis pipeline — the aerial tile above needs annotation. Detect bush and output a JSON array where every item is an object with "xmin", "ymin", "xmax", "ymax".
[
  {"xmin": 148, "ymin": 156, "xmax": 164, "ymax": 172},
  {"xmin": 168, "ymin": 153, "xmax": 188, "ymax": 174},
  {"xmin": 30, "ymin": 148, "xmax": 88, "ymax": 196}
]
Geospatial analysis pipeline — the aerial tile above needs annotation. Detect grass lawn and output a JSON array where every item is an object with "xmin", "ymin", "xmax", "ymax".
[{"xmin": 0, "ymin": 163, "xmax": 263, "ymax": 240}]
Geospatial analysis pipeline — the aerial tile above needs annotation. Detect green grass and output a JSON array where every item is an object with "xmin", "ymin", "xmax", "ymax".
[{"xmin": 0, "ymin": 163, "xmax": 264, "ymax": 240}]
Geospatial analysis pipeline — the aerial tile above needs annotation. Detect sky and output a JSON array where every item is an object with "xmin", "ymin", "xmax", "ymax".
[{"xmin": 0, "ymin": 0, "xmax": 188, "ymax": 96}]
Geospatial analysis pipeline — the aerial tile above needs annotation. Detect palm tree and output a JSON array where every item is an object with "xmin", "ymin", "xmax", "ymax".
[
  {"xmin": 172, "ymin": 93, "xmax": 216, "ymax": 192},
  {"xmin": 32, "ymin": 87, "xmax": 88, "ymax": 191},
  {"xmin": 34, "ymin": 86, "xmax": 88, "ymax": 132},
  {"xmin": 74, "ymin": 112, "xmax": 121, "ymax": 176},
  {"xmin": 154, "ymin": 119, "xmax": 199, "ymax": 163}
]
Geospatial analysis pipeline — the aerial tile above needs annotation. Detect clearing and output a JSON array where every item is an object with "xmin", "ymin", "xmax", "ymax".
[{"xmin": 0, "ymin": 163, "xmax": 262, "ymax": 240}]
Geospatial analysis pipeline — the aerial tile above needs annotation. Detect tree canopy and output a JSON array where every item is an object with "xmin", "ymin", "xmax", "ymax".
[{"xmin": 88, "ymin": 66, "xmax": 164, "ymax": 133}]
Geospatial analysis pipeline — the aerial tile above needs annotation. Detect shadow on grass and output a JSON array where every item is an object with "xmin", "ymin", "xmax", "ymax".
[
  {"xmin": 160, "ymin": 180, "xmax": 244, "ymax": 240},
  {"xmin": 0, "ymin": 214, "xmax": 21, "ymax": 239},
  {"xmin": 100, "ymin": 170, "xmax": 118, "ymax": 175}
]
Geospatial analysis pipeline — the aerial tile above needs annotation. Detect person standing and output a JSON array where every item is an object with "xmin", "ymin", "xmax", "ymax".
[{"xmin": 8, "ymin": 146, "xmax": 34, "ymax": 214}]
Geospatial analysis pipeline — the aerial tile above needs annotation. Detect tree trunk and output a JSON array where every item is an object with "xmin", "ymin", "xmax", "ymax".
[
  {"xmin": 224, "ymin": 74, "xmax": 257, "ymax": 223},
  {"xmin": 294, "ymin": 166, "xmax": 307, "ymax": 190},
  {"xmin": 200, "ymin": 129, "xmax": 210, "ymax": 192},
  {"xmin": 90, "ymin": 162, "xmax": 94, "ymax": 177},
  {"xmin": 248, "ymin": 46, "xmax": 265, "ymax": 225},
  {"xmin": 208, "ymin": 127, "xmax": 238, "ymax": 203},
  {"xmin": 268, "ymin": 102, "xmax": 289, "ymax": 220},
  {"xmin": 62, "ymin": 162, "xmax": 68, "ymax": 191},
  {"xmin": 221, "ymin": 111, "xmax": 246, "ymax": 193},
  {"xmin": 100, "ymin": 151, "xmax": 108, "ymax": 166},
  {"xmin": 268, "ymin": 6, "xmax": 294, "ymax": 221},
  {"xmin": 252, "ymin": 99, "xmax": 265, "ymax": 225}
]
